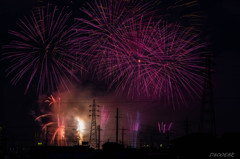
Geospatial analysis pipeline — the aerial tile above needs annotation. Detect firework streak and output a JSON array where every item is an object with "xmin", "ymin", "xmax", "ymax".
[
  {"xmin": 158, "ymin": 121, "xmax": 173, "ymax": 134},
  {"xmin": 127, "ymin": 112, "xmax": 140, "ymax": 148}
]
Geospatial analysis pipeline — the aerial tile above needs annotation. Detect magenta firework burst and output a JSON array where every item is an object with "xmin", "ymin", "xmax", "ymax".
[
  {"xmin": 94, "ymin": 17, "xmax": 206, "ymax": 103},
  {"xmin": 3, "ymin": 6, "xmax": 85, "ymax": 94},
  {"xmin": 74, "ymin": 0, "xmax": 153, "ymax": 56}
]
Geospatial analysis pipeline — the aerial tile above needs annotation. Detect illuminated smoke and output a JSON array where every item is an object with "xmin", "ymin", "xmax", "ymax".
[
  {"xmin": 76, "ymin": 117, "xmax": 85, "ymax": 145},
  {"xmin": 127, "ymin": 112, "xmax": 140, "ymax": 148}
]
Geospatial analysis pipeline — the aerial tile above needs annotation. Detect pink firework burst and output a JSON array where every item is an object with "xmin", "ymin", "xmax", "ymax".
[
  {"xmin": 93, "ymin": 17, "xmax": 206, "ymax": 104},
  {"xmin": 3, "ymin": 6, "xmax": 85, "ymax": 94},
  {"xmin": 74, "ymin": 0, "xmax": 154, "ymax": 61}
]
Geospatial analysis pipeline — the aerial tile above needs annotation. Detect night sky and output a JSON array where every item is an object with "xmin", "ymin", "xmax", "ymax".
[{"xmin": 0, "ymin": 0, "xmax": 240, "ymax": 147}]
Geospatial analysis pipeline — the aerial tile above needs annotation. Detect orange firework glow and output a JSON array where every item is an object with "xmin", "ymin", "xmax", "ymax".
[{"xmin": 35, "ymin": 95, "xmax": 67, "ymax": 146}]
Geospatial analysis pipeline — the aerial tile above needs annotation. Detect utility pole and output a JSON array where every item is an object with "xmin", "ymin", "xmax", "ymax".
[
  {"xmin": 116, "ymin": 108, "xmax": 119, "ymax": 143},
  {"xmin": 121, "ymin": 128, "xmax": 126, "ymax": 146},
  {"xmin": 89, "ymin": 99, "xmax": 99, "ymax": 148},
  {"xmin": 45, "ymin": 126, "xmax": 48, "ymax": 146}
]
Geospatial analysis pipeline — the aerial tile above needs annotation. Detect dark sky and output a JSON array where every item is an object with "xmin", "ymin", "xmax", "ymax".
[{"xmin": 0, "ymin": 0, "xmax": 240, "ymax": 147}]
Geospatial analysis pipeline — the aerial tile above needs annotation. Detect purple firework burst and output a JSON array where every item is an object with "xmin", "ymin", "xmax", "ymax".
[
  {"xmin": 93, "ymin": 17, "xmax": 206, "ymax": 104},
  {"xmin": 74, "ymin": 0, "xmax": 153, "ymax": 58},
  {"xmin": 3, "ymin": 6, "xmax": 85, "ymax": 94}
]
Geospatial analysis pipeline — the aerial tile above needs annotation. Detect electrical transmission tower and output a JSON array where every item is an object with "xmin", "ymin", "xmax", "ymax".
[
  {"xmin": 200, "ymin": 52, "xmax": 216, "ymax": 136},
  {"xmin": 97, "ymin": 125, "xmax": 101, "ymax": 150},
  {"xmin": 89, "ymin": 99, "xmax": 99, "ymax": 148}
]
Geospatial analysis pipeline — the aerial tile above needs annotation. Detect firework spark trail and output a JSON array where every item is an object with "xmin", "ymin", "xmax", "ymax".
[
  {"xmin": 100, "ymin": 105, "xmax": 110, "ymax": 129},
  {"xmin": 3, "ymin": 6, "xmax": 85, "ymax": 94},
  {"xmin": 74, "ymin": 0, "xmax": 154, "ymax": 70},
  {"xmin": 158, "ymin": 121, "xmax": 173, "ymax": 134},
  {"xmin": 74, "ymin": 0, "xmax": 204, "ymax": 64},
  {"xmin": 166, "ymin": 0, "xmax": 204, "ymax": 33},
  {"xmin": 35, "ymin": 95, "xmax": 67, "ymax": 146},
  {"xmin": 94, "ymin": 17, "xmax": 205, "ymax": 104},
  {"xmin": 72, "ymin": 0, "xmax": 206, "ymax": 104},
  {"xmin": 100, "ymin": 106, "xmax": 109, "ymax": 146},
  {"xmin": 127, "ymin": 112, "xmax": 140, "ymax": 148}
]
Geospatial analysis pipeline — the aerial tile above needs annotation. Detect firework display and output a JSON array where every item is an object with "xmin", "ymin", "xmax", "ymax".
[
  {"xmin": 35, "ymin": 95, "xmax": 67, "ymax": 146},
  {"xmin": 166, "ymin": 0, "xmax": 204, "ymax": 32},
  {"xmin": 127, "ymin": 112, "xmax": 140, "ymax": 148},
  {"xmin": 1, "ymin": 0, "xmax": 208, "ymax": 149},
  {"xmin": 76, "ymin": 117, "xmax": 85, "ymax": 145},
  {"xmin": 2, "ymin": 0, "xmax": 206, "ymax": 102},
  {"xmin": 35, "ymin": 94, "xmax": 87, "ymax": 146},
  {"xmin": 2, "ymin": 6, "xmax": 85, "ymax": 94},
  {"xmin": 92, "ymin": 17, "xmax": 205, "ymax": 103},
  {"xmin": 100, "ymin": 105, "xmax": 110, "ymax": 132},
  {"xmin": 74, "ymin": 0, "xmax": 154, "ymax": 64},
  {"xmin": 158, "ymin": 121, "xmax": 173, "ymax": 134},
  {"xmin": 99, "ymin": 106, "xmax": 110, "ymax": 147},
  {"xmin": 70, "ymin": 0, "xmax": 206, "ymax": 103}
]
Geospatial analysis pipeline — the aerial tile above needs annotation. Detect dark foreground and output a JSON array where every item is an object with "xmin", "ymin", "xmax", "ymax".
[{"xmin": 1, "ymin": 133, "xmax": 239, "ymax": 159}]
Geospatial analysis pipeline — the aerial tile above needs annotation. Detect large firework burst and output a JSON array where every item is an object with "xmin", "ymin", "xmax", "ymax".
[
  {"xmin": 74, "ymin": 0, "xmax": 154, "ymax": 58},
  {"xmin": 93, "ymin": 17, "xmax": 206, "ymax": 104},
  {"xmin": 72, "ymin": 0, "xmax": 206, "ymax": 104},
  {"xmin": 3, "ymin": 6, "xmax": 85, "ymax": 94}
]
